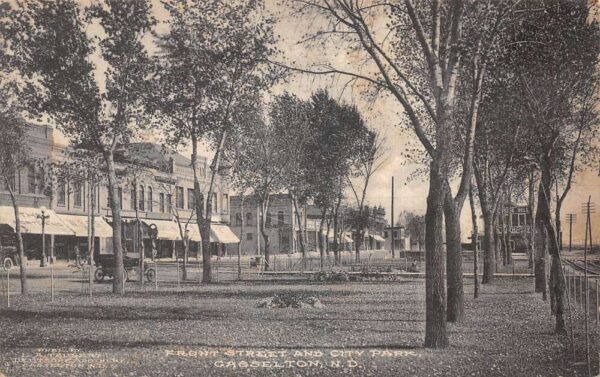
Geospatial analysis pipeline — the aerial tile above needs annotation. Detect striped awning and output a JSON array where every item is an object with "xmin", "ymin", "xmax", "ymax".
[{"xmin": 210, "ymin": 224, "xmax": 239, "ymax": 244}]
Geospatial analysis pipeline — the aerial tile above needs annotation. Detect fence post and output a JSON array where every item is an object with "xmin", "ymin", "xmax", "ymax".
[
  {"xmin": 89, "ymin": 265, "xmax": 92, "ymax": 299},
  {"xmin": 122, "ymin": 270, "xmax": 125, "ymax": 295},
  {"xmin": 6, "ymin": 269, "xmax": 10, "ymax": 308},
  {"xmin": 177, "ymin": 259, "xmax": 180, "ymax": 289},
  {"xmin": 596, "ymin": 279, "xmax": 598, "ymax": 326},
  {"xmin": 580, "ymin": 275, "xmax": 583, "ymax": 311},
  {"xmin": 51, "ymin": 264, "xmax": 54, "ymax": 302},
  {"xmin": 155, "ymin": 261, "xmax": 158, "ymax": 291}
]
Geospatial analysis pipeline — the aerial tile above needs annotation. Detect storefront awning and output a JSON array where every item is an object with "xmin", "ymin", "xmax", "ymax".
[
  {"xmin": 143, "ymin": 219, "xmax": 184, "ymax": 240},
  {"xmin": 186, "ymin": 225, "xmax": 202, "ymax": 242},
  {"xmin": 55, "ymin": 214, "xmax": 113, "ymax": 238},
  {"xmin": 373, "ymin": 234, "xmax": 385, "ymax": 242},
  {"xmin": 0, "ymin": 206, "xmax": 75, "ymax": 236},
  {"xmin": 210, "ymin": 224, "xmax": 240, "ymax": 244}
]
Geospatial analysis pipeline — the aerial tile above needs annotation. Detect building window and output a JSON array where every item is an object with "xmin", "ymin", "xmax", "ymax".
[
  {"xmin": 139, "ymin": 185, "xmax": 145, "ymax": 211},
  {"xmin": 266, "ymin": 212, "xmax": 272, "ymax": 228},
  {"xmin": 188, "ymin": 188, "xmax": 195, "ymax": 210},
  {"xmin": 147, "ymin": 186, "xmax": 153, "ymax": 212},
  {"xmin": 57, "ymin": 180, "xmax": 66, "ymax": 206},
  {"xmin": 118, "ymin": 188, "xmax": 123, "ymax": 209},
  {"xmin": 130, "ymin": 186, "xmax": 137, "ymax": 210},
  {"xmin": 278, "ymin": 211, "xmax": 284, "ymax": 227},
  {"xmin": 27, "ymin": 166, "xmax": 36, "ymax": 193},
  {"xmin": 384, "ymin": 231, "xmax": 388, "ymax": 238},
  {"xmin": 73, "ymin": 182, "xmax": 82, "ymax": 207},
  {"xmin": 511, "ymin": 213, "xmax": 519, "ymax": 227},
  {"xmin": 159, "ymin": 193, "xmax": 165, "ymax": 213},
  {"xmin": 247, "ymin": 233, "xmax": 253, "ymax": 241},
  {"xmin": 176, "ymin": 186, "xmax": 184, "ymax": 209},
  {"xmin": 212, "ymin": 192, "xmax": 218, "ymax": 213},
  {"xmin": 518, "ymin": 214, "xmax": 526, "ymax": 227},
  {"xmin": 167, "ymin": 194, "xmax": 173, "ymax": 212},
  {"xmin": 246, "ymin": 212, "xmax": 253, "ymax": 226},
  {"xmin": 235, "ymin": 213, "xmax": 242, "ymax": 226},
  {"xmin": 37, "ymin": 168, "xmax": 45, "ymax": 194},
  {"xmin": 221, "ymin": 194, "xmax": 228, "ymax": 214}
]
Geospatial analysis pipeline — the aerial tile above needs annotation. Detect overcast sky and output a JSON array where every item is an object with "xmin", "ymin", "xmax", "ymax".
[{"xmin": 46, "ymin": 0, "xmax": 600, "ymax": 243}]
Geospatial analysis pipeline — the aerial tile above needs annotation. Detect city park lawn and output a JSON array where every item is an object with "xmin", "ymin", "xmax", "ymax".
[{"xmin": 0, "ymin": 277, "xmax": 578, "ymax": 377}]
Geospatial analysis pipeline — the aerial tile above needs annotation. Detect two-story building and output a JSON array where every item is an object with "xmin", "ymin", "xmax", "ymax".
[
  {"xmin": 0, "ymin": 124, "xmax": 238, "ymax": 265},
  {"xmin": 229, "ymin": 194, "xmax": 385, "ymax": 256}
]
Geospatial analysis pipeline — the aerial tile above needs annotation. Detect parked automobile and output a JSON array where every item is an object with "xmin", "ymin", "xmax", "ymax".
[{"xmin": 0, "ymin": 233, "xmax": 19, "ymax": 270}]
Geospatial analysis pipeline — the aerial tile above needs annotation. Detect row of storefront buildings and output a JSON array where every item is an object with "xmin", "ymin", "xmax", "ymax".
[{"xmin": 0, "ymin": 123, "xmax": 393, "ymax": 264}]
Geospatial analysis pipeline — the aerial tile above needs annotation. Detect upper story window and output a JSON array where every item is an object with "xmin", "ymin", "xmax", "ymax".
[
  {"xmin": 27, "ymin": 166, "xmax": 36, "ymax": 194},
  {"xmin": 130, "ymin": 186, "xmax": 137, "ymax": 210},
  {"xmin": 246, "ymin": 212, "xmax": 253, "ymax": 226},
  {"xmin": 159, "ymin": 193, "xmax": 165, "ymax": 213},
  {"xmin": 147, "ymin": 187, "xmax": 153, "ymax": 212},
  {"xmin": 188, "ymin": 188, "xmax": 195, "ymax": 210},
  {"xmin": 37, "ymin": 168, "xmax": 45, "ymax": 194},
  {"xmin": 211, "ymin": 192, "xmax": 218, "ymax": 213},
  {"xmin": 278, "ymin": 211, "xmax": 284, "ymax": 226},
  {"xmin": 57, "ymin": 179, "xmax": 66, "ymax": 206},
  {"xmin": 167, "ymin": 194, "xmax": 172, "ymax": 212},
  {"xmin": 73, "ymin": 182, "xmax": 83, "ymax": 207},
  {"xmin": 221, "ymin": 194, "xmax": 229, "ymax": 214},
  {"xmin": 118, "ymin": 188, "xmax": 123, "ymax": 210},
  {"xmin": 138, "ymin": 185, "xmax": 145, "ymax": 211},
  {"xmin": 235, "ymin": 213, "xmax": 242, "ymax": 226},
  {"xmin": 176, "ymin": 186, "xmax": 184, "ymax": 209},
  {"xmin": 266, "ymin": 212, "xmax": 272, "ymax": 228}
]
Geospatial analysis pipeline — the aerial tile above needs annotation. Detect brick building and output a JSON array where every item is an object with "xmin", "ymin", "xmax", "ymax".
[{"xmin": 0, "ymin": 124, "xmax": 237, "ymax": 264}]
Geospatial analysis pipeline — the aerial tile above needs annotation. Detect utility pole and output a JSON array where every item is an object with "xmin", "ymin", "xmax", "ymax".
[
  {"xmin": 581, "ymin": 196, "xmax": 595, "ymax": 377},
  {"xmin": 566, "ymin": 213, "xmax": 576, "ymax": 253},
  {"xmin": 391, "ymin": 176, "xmax": 395, "ymax": 259}
]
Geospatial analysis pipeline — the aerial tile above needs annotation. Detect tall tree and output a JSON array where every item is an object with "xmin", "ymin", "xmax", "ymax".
[
  {"xmin": 152, "ymin": 0, "xmax": 277, "ymax": 282},
  {"xmin": 504, "ymin": 0, "xmax": 599, "ymax": 333},
  {"xmin": 269, "ymin": 93, "xmax": 314, "ymax": 260},
  {"xmin": 7, "ymin": 0, "xmax": 155, "ymax": 294},
  {"xmin": 282, "ymin": 0, "xmax": 522, "ymax": 345},
  {"xmin": 0, "ymin": 86, "xmax": 30, "ymax": 295},
  {"xmin": 347, "ymin": 130, "xmax": 387, "ymax": 263}
]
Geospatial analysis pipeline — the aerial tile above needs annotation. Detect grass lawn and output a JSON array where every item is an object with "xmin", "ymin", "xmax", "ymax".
[{"xmin": 0, "ymin": 277, "xmax": 578, "ymax": 376}]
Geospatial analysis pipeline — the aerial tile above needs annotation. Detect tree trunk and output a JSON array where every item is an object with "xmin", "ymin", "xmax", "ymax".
[
  {"xmin": 5, "ymin": 176, "xmax": 28, "ymax": 295},
  {"xmin": 104, "ymin": 151, "xmax": 124, "ymax": 294},
  {"xmin": 238, "ymin": 193, "xmax": 244, "ymax": 280},
  {"xmin": 493, "ymin": 209, "xmax": 502, "ymax": 270},
  {"xmin": 481, "ymin": 211, "xmax": 495, "ymax": 284},
  {"xmin": 291, "ymin": 194, "xmax": 306, "ymax": 259},
  {"xmin": 499, "ymin": 203, "xmax": 508, "ymax": 267},
  {"xmin": 528, "ymin": 172, "xmax": 536, "ymax": 269},
  {"xmin": 424, "ymin": 160, "xmax": 448, "ymax": 348},
  {"xmin": 534, "ymin": 176, "xmax": 548, "ymax": 298},
  {"xmin": 259, "ymin": 195, "xmax": 271, "ymax": 271},
  {"xmin": 182, "ymin": 238, "xmax": 189, "ymax": 281},
  {"xmin": 318, "ymin": 208, "xmax": 326, "ymax": 269},
  {"xmin": 538, "ymin": 156, "xmax": 565, "ymax": 332},
  {"xmin": 444, "ymin": 190, "xmax": 464, "ymax": 323},
  {"xmin": 193, "ymin": 130, "xmax": 227, "ymax": 284},
  {"xmin": 469, "ymin": 181, "xmax": 479, "ymax": 299},
  {"xmin": 332, "ymin": 196, "xmax": 342, "ymax": 265}
]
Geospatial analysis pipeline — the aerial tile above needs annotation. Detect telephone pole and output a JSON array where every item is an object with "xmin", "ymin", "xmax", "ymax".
[{"xmin": 566, "ymin": 213, "xmax": 576, "ymax": 253}]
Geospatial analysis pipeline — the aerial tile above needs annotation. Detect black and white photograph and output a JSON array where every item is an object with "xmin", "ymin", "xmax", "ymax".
[{"xmin": 0, "ymin": 0, "xmax": 599, "ymax": 376}]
